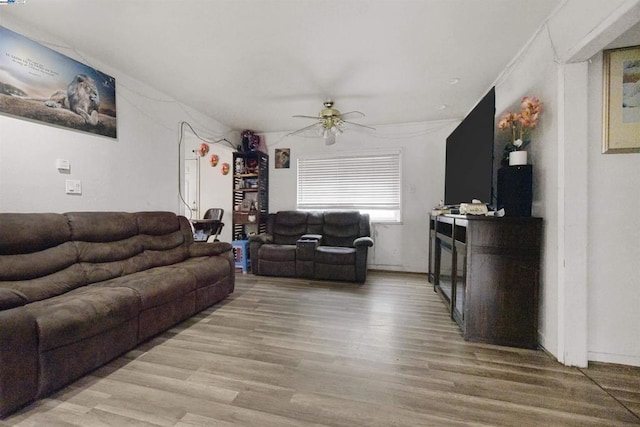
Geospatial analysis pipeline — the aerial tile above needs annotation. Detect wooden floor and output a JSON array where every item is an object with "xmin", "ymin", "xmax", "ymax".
[{"xmin": 4, "ymin": 271, "xmax": 640, "ymax": 426}]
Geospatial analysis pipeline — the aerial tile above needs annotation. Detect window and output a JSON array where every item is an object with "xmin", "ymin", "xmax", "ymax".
[{"xmin": 297, "ymin": 151, "xmax": 401, "ymax": 222}]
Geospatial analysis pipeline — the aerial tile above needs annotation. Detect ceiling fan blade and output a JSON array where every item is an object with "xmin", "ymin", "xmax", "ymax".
[
  {"xmin": 287, "ymin": 122, "xmax": 323, "ymax": 136},
  {"xmin": 338, "ymin": 111, "xmax": 365, "ymax": 120},
  {"xmin": 292, "ymin": 115, "xmax": 321, "ymax": 119},
  {"xmin": 343, "ymin": 120, "xmax": 376, "ymax": 131}
]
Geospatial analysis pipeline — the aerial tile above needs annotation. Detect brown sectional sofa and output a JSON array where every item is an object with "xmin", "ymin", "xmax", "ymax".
[
  {"xmin": 249, "ymin": 210, "xmax": 373, "ymax": 282},
  {"xmin": 0, "ymin": 211, "xmax": 235, "ymax": 417}
]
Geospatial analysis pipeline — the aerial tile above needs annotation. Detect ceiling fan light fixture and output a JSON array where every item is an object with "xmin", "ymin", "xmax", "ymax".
[{"xmin": 290, "ymin": 100, "xmax": 372, "ymax": 145}]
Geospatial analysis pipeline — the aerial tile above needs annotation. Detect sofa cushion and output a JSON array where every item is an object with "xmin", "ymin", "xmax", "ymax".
[
  {"xmin": 306, "ymin": 211, "xmax": 324, "ymax": 235},
  {"xmin": 26, "ymin": 286, "xmax": 141, "ymax": 352},
  {"xmin": 315, "ymin": 246, "xmax": 356, "ymax": 265},
  {"xmin": 272, "ymin": 211, "xmax": 309, "ymax": 245},
  {"xmin": 136, "ymin": 211, "xmax": 182, "ymax": 236},
  {"xmin": 75, "ymin": 236, "xmax": 143, "ymax": 263},
  {"xmin": 259, "ymin": 244, "xmax": 297, "ymax": 262},
  {"xmin": 0, "ymin": 241, "xmax": 78, "ymax": 281},
  {"xmin": 66, "ymin": 212, "xmax": 138, "ymax": 242},
  {"xmin": 322, "ymin": 211, "xmax": 362, "ymax": 247},
  {"xmin": 0, "ymin": 264, "xmax": 88, "ymax": 303},
  {"xmin": 80, "ymin": 252, "xmax": 152, "ymax": 285},
  {"xmin": 0, "ymin": 213, "xmax": 70, "ymax": 255},
  {"xmin": 99, "ymin": 266, "xmax": 197, "ymax": 310},
  {"xmin": 139, "ymin": 229, "xmax": 188, "ymax": 267},
  {"xmin": 168, "ymin": 256, "xmax": 231, "ymax": 289},
  {"xmin": 0, "ymin": 288, "xmax": 27, "ymax": 310}
]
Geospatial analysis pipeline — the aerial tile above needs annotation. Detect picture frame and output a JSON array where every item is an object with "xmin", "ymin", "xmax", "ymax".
[
  {"xmin": 0, "ymin": 26, "xmax": 117, "ymax": 139},
  {"xmin": 602, "ymin": 45, "xmax": 640, "ymax": 153},
  {"xmin": 275, "ymin": 148, "xmax": 290, "ymax": 169},
  {"xmin": 240, "ymin": 198, "xmax": 253, "ymax": 212}
]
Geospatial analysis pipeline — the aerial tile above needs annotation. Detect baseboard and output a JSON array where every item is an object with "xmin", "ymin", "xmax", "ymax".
[
  {"xmin": 588, "ymin": 351, "xmax": 640, "ymax": 368},
  {"xmin": 368, "ymin": 265, "xmax": 427, "ymax": 274}
]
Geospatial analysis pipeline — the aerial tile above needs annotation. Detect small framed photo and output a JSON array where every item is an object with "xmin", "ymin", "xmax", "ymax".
[
  {"xmin": 275, "ymin": 148, "xmax": 290, "ymax": 169},
  {"xmin": 602, "ymin": 45, "xmax": 640, "ymax": 153},
  {"xmin": 240, "ymin": 198, "xmax": 253, "ymax": 212}
]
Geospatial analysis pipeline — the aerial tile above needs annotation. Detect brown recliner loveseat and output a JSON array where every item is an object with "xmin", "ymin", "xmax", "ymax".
[
  {"xmin": 0, "ymin": 211, "xmax": 234, "ymax": 417},
  {"xmin": 249, "ymin": 210, "xmax": 373, "ymax": 282}
]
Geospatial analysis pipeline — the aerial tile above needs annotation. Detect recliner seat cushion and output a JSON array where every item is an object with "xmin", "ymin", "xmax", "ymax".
[
  {"xmin": 259, "ymin": 244, "xmax": 297, "ymax": 262},
  {"xmin": 25, "ymin": 286, "xmax": 140, "ymax": 352},
  {"xmin": 99, "ymin": 267, "xmax": 197, "ymax": 310},
  {"xmin": 315, "ymin": 246, "xmax": 356, "ymax": 265}
]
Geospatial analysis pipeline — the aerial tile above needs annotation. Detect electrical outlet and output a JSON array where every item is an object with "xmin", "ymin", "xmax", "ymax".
[{"xmin": 65, "ymin": 179, "xmax": 82, "ymax": 195}]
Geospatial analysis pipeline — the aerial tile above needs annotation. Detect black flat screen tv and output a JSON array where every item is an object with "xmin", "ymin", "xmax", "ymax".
[{"xmin": 444, "ymin": 87, "xmax": 495, "ymax": 207}]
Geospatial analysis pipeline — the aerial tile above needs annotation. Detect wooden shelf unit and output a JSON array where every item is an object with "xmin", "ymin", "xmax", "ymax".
[
  {"xmin": 429, "ymin": 214, "xmax": 542, "ymax": 349},
  {"xmin": 232, "ymin": 151, "xmax": 268, "ymax": 240}
]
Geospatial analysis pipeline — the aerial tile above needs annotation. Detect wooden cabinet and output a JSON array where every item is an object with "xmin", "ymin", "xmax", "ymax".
[
  {"xmin": 232, "ymin": 151, "xmax": 268, "ymax": 240},
  {"xmin": 430, "ymin": 214, "xmax": 542, "ymax": 349}
]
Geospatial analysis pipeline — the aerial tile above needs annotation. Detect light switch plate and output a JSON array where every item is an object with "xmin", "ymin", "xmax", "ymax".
[
  {"xmin": 65, "ymin": 179, "xmax": 82, "ymax": 195},
  {"xmin": 56, "ymin": 159, "xmax": 70, "ymax": 171}
]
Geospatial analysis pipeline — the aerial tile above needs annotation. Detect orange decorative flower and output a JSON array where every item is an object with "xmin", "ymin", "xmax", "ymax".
[
  {"xmin": 498, "ymin": 96, "xmax": 543, "ymax": 156},
  {"xmin": 197, "ymin": 142, "xmax": 210, "ymax": 157},
  {"xmin": 209, "ymin": 154, "xmax": 219, "ymax": 167}
]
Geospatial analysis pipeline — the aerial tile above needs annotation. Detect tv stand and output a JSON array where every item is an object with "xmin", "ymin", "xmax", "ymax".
[{"xmin": 428, "ymin": 214, "xmax": 542, "ymax": 349}]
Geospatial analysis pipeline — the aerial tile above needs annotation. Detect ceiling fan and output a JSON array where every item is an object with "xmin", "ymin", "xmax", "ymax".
[{"xmin": 288, "ymin": 100, "xmax": 375, "ymax": 145}]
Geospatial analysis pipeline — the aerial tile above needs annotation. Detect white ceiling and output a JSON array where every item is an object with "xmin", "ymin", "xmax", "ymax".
[{"xmin": 1, "ymin": 0, "xmax": 563, "ymax": 133}]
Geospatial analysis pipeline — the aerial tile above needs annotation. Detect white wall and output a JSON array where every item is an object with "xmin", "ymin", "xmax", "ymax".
[
  {"xmin": 587, "ymin": 50, "xmax": 640, "ymax": 366},
  {"xmin": 494, "ymin": 29, "xmax": 561, "ymax": 358},
  {"xmin": 262, "ymin": 121, "xmax": 456, "ymax": 272},
  {"xmin": 181, "ymin": 129, "xmax": 237, "ymax": 243},
  {"xmin": 494, "ymin": 0, "xmax": 640, "ymax": 366},
  {"xmin": 0, "ymin": 21, "xmax": 231, "ymax": 215}
]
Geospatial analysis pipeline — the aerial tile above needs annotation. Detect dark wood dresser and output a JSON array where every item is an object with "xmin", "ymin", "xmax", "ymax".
[{"xmin": 429, "ymin": 214, "xmax": 542, "ymax": 349}]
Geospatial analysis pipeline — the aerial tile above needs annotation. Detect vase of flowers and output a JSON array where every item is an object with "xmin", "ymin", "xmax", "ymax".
[{"xmin": 497, "ymin": 96, "xmax": 543, "ymax": 166}]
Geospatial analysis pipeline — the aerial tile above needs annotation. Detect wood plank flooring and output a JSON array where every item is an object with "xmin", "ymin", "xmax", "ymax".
[{"xmin": 3, "ymin": 271, "xmax": 640, "ymax": 426}]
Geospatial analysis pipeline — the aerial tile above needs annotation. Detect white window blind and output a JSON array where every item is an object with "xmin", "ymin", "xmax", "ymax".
[{"xmin": 297, "ymin": 152, "xmax": 401, "ymax": 221}]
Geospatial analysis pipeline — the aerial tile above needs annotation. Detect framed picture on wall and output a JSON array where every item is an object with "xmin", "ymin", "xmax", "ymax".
[
  {"xmin": 0, "ymin": 25, "xmax": 117, "ymax": 138},
  {"xmin": 275, "ymin": 148, "xmax": 290, "ymax": 169},
  {"xmin": 602, "ymin": 45, "xmax": 640, "ymax": 153}
]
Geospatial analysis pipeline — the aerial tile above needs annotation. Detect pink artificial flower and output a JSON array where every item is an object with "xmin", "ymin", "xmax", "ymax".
[
  {"xmin": 197, "ymin": 142, "xmax": 210, "ymax": 157},
  {"xmin": 501, "ymin": 96, "xmax": 543, "ymax": 140}
]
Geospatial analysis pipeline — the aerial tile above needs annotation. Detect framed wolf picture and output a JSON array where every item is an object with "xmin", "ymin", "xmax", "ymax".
[{"xmin": 0, "ymin": 25, "xmax": 117, "ymax": 138}]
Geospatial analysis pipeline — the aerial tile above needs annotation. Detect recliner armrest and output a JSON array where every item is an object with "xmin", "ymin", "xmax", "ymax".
[
  {"xmin": 300, "ymin": 234, "xmax": 322, "ymax": 243},
  {"xmin": 354, "ymin": 236, "xmax": 374, "ymax": 247},
  {"xmin": 188, "ymin": 241, "xmax": 232, "ymax": 257},
  {"xmin": 249, "ymin": 233, "xmax": 273, "ymax": 244}
]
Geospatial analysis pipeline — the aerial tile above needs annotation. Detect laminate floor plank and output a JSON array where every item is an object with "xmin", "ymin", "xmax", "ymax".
[{"xmin": 4, "ymin": 271, "xmax": 640, "ymax": 426}]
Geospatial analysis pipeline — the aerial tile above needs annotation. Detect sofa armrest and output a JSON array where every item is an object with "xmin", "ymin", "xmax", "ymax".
[
  {"xmin": 354, "ymin": 236, "xmax": 374, "ymax": 248},
  {"xmin": 249, "ymin": 233, "xmax": 273, "ymax": 244},
  {"xmin": 0, "ymin": 307, "xmax": 39, "ymax": 417},
  {"xmin": 296, "ymin": 238, "xmax": 320, "ymax": 261},
  {"xmin": 301, "ymin": 234, "xmax": 323, "ymax": 243},
  {"xmin": 188, "ymin": 241, "xmax": 232, "ymax": 257}
]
